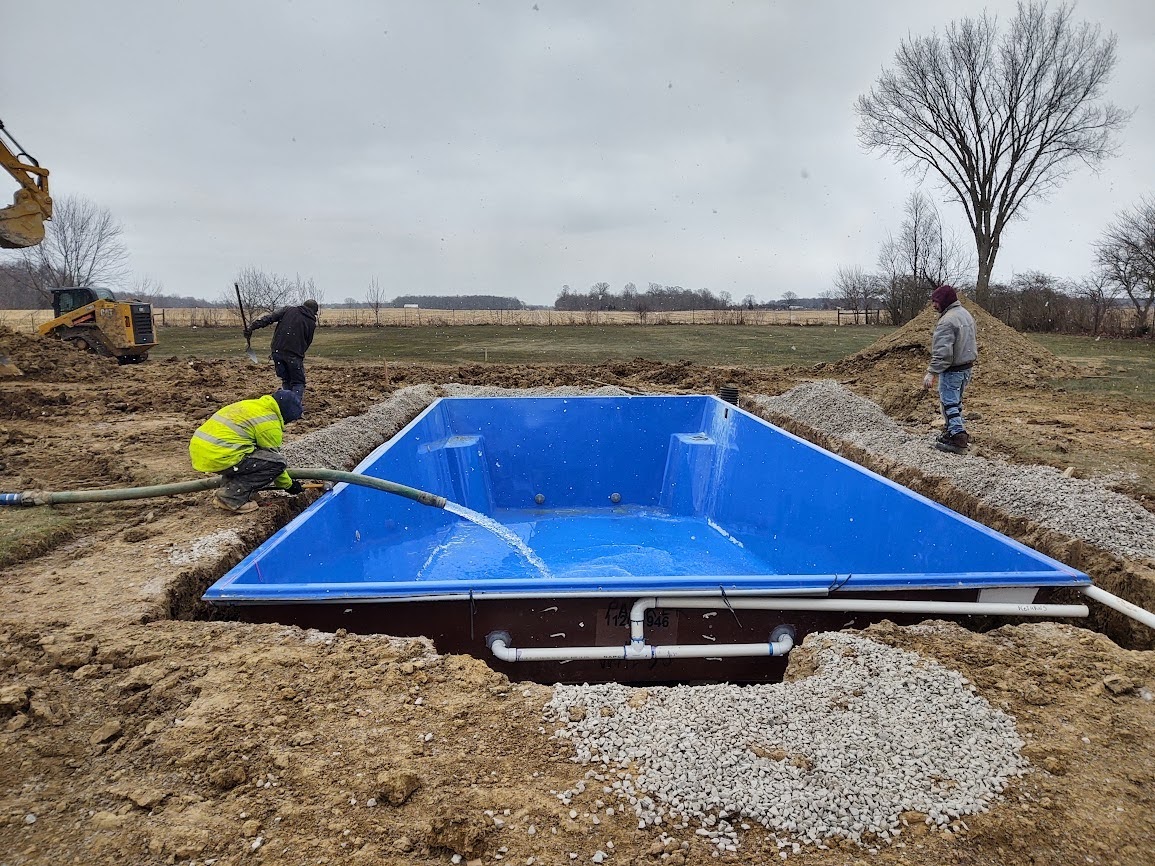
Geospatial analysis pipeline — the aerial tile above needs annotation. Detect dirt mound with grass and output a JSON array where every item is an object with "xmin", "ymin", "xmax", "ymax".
[
  {"xmin": 829, "ymin": 301, "xmax": 1078, "ymax": 388},
  {"xmin": 0, "ymin": 324, "xmax": 119, "ymax": 381}
]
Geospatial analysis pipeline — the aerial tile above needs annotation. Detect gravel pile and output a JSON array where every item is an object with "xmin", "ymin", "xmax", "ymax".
[
  {"xmin": 284, "ymin": 385, "xmax": 438, "ymax": 470},
  {"xmin": 547, "ymin": 632, "xmax": 1026, "ymax": 854},
  {"xmin": 751, "ymin": 380, "xmax": 1155, "ymax": 563}
]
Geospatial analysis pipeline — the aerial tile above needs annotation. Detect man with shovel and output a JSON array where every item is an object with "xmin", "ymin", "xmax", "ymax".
[{"xmin": 245, "ymin": 299, "xmax": 319, "ymax": 399}]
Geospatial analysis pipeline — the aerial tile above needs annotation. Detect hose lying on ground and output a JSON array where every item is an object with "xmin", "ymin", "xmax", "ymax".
[{"xmin": 0, "ymin": 468, "xmax": 447, "ymax": 510}]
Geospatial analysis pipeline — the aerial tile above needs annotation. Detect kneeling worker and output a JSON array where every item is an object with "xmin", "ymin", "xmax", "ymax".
[{"xmin": 189, "ymin": 389, "xmax": 305, "ymax": 513}]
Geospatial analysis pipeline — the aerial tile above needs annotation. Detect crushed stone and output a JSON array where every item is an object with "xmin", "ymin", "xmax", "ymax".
[
  {"xmin": 284, "ymin": 385, "xmax": 439, "ymax": 470},
  {"xmin": 752, "ymin": 381, "xmax": 1155, "ymax": 563},
  {"xmin": 168, "ymin": 529, "xmax": 243, "ymax": 566},
  {"xmin": 547, "ymin": 632, "xmax": 1025, "ymax": 852}
]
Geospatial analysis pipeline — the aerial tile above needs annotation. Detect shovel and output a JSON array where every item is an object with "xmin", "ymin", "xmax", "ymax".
[{"xmin": 234, "ymin": 283, "xmax": 260, "ymax": 365}]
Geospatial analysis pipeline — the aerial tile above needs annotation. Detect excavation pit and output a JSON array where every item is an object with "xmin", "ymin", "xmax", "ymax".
[{"xmin": 203, "ymin": 395, "xmax": 1091, "ymax": 683}]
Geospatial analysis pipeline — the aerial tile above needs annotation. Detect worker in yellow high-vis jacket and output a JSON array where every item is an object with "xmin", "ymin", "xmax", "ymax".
[{"xmin": 189, "ymin": 390, "xmax": 305, "ymax": 514}]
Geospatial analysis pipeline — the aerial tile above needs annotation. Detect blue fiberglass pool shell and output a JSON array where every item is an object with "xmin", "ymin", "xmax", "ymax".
[{"xmin": 204, "ymin": 395, "xmax": 1089, "ymax": 604}]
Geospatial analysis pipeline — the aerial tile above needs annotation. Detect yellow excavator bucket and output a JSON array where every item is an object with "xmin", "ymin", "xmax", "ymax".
[
  {"xmin": 0, "ymin": 188, "xmax": 47, "ymax": 248},
  {"xmin": 0, "ymin": 119, "xmax": 52, "ymax": 249}
]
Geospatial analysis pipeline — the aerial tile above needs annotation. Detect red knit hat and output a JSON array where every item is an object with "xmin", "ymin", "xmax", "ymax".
[{"xmin": 931, "ymin": 285, "xmax": 958, "ymax": 309}]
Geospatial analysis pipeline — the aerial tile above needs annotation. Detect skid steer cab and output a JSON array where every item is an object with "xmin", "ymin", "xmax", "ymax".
[{"xmin": 38, "ymin": 287, "xmax": 157, "ymax": 364}]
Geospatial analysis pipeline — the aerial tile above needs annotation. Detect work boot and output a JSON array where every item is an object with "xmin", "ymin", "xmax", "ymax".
[
  {"xmin": 934, "ymin": 432, "xmax": 970, "ymax": 454},
  {"xmin": 213, "ymin": 496, "xmax": 258, "ymax": 514}
]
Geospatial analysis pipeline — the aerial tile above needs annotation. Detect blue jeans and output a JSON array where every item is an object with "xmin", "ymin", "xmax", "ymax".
[{"xmin": 938, "ymin": 368, "xmax": 973, "ymax": 436}]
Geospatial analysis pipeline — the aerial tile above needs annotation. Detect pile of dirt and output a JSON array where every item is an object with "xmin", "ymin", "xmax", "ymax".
[
  {"xmin": 0, "ymin": 324, "xmax": 119, "ymax": 382},
  {"xmin": 829, "ymin": 301, "xmax": 1078, "ymax": 387},
  {"xmin": 382, "ymin": 358, "xmax": 794, "ymax": 397}
]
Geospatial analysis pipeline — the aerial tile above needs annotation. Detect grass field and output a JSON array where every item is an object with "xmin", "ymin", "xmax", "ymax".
[
  {"xmin": 1032, "ymin": 333, "xmax": 1155, "ymax": 405},
  {"xmin": 157, "ymin": 324, "xmax": 898, "ymax": 368},
  {"xmin": 149, "ymin": 324, "xmax": 1155, "ymax": 407}
]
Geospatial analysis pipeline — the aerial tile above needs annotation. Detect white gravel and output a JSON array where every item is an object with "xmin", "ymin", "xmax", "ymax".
[
  {"xmin": 751, "ymin": 380, "xmax": 1155, "ymax": 564},
  {"xmin": 547, "ymin": 632, "xmax": 1026, "ymax": 853},
  {"xmin": 168, "ymin": 529, "xmax": 242, "ymax": 566},
  {"xmin": 283, "ymin": 384, "xmax": 439, "ymax": 470}
]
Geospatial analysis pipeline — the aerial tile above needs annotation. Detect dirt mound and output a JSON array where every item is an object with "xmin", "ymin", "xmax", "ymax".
[
  {"xmin": 382, "ymin": 358, "xmax": 793, "ymax": 397},
  {"xmin": 829, "ymin": 301, "xmax": 1078, "ymax": 387},
  {"xmin": 0, "ymin": 324, "xmax": 119, "ymax": 381}
]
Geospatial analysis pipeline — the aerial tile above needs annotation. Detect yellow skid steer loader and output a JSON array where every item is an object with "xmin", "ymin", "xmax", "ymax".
[{"xmin": 39, "ymin": 287, "xmax": 157, "ymax": 364}]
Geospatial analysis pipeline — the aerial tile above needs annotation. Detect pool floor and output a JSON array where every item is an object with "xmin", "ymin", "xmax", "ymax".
[{"xmin": 416, "ymin": 507, "xmax": 770, "ymax": 582}]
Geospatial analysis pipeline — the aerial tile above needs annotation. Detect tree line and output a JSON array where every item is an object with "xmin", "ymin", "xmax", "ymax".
[
  {"xmin": 555, "ymin": 282, "xmax": 742, "ymax": 314},
  {"xmin": 832, "ymin": 188, "xmax": 1154, "ymax": 337}
]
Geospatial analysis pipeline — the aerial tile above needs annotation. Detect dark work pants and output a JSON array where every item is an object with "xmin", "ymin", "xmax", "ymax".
[
  {"xmin": 272, "ymin": 352, "xmax": 306, "ymax": 399},
  {"xmin": 217, "ymin": 448, "xmax": 288, "ymax": 508}
]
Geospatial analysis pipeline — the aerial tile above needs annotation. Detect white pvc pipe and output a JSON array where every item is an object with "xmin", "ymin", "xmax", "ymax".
[
  {"xmin": 486, "ymin": 594, "xmax": 1090, "ymax": 666},
  {"xmin": 649, "ymin": 635, "xmax": 794, "ymax": 659},
  {"xmin": 486, "ymin": 634, "xmax": 793, "ymax": 664},
  {"xmin": 488, "ymin": 639, "xmax": 631, "ymax": 662},
  {"xmin": 627, "ymin": 596, "xmax": 1089, "ymax": 645},
  {"xmin": 1082, "ymin": 585, "xmax": 1155, "ymax": 630}
]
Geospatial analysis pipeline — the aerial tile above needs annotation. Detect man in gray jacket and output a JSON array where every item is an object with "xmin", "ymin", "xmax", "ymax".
[{"xmin": 922, "ymin": 285, "xmax": 977, "ymax": 454}]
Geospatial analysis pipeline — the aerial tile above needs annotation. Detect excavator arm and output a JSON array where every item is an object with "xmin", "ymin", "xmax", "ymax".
[{"xmin": 0, "ymin": 118, "xmax": 52, "ymax": 249}]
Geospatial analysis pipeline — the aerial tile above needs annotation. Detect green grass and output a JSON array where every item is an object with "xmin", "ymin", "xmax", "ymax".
[
  {"xmin": 156, "ymin": 324, "xmax": 897, "ymax": 368},
  {"xmin": 1031, "ymin": 333, "xmax": 1155, "ymax": 406},
  {"xmin": 0, "ymin": 508, "xmax": 80, "ymax": 569}
]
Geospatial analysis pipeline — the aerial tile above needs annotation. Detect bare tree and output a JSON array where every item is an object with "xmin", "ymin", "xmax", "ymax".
[
  {"xmin": 856, "ymin": 1, "xmax": 1129, "ymax": 301},
  {"xmin": 366, "ymin": 277, "xmax": 386, "ymax": 327},
  {"xmin": 1094, "ymin": 196, "xmax": 1155, "ymax": 335},
  {"xmin": 590, "ymin": 281, "xmax": 611, "ymax": 310},
  {"xmin": 19, "ymin": 194, "xmax": 129, "ymax": 301},
  {"xmin": 877, "ymin": 192, "xmax": 973, "ymax": 325},
  {"xmin": 232, "ymin": 266, "xmax": 288, "ymax": 315},
  {"xmin": 127, "ymin": 274, "xmax": 164, "ymax": 299},
  {"xmin": 1075, "ymin": 270, "xmax": 1119, "ymax": 336},
  {"xmin": 229, "ymin": 268, "xmax": 323, "ymax": 316},
  {"xmin": 287, "ymin": 273, "xmax": 323, "ymax": 306},
  {"xmin": 834, "ymin": 265, "xmax": 882, "ymax": 323}
]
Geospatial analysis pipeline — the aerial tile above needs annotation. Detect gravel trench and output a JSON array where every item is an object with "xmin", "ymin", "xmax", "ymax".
[{"xmin": 750, "ymin": 380, "xmax": 1155, "ymax": 564}]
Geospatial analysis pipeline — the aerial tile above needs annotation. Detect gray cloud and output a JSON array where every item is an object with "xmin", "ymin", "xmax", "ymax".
[{"xmin": 3, "ymin": 0, "xmax": 1152, "ymax": 304}]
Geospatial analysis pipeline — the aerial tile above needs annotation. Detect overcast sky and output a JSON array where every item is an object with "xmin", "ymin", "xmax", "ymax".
[{"xmin": 3, "ymin": 1, "xmax": 1152, "ymax": 306}]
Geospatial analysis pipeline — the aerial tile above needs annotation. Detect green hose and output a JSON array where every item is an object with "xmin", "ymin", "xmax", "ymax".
[
  {"xmin": 290, "ymin": 468, "xmax": 446, "ymax": 509},
  {"xmin": 0, "ymin": 468, "xmax": 447, "ymax": 510}
]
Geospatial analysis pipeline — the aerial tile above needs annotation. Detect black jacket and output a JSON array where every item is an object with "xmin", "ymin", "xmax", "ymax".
[{"xmin": 250, "ymin": 305, "xmax": 317, "ymax": 359}]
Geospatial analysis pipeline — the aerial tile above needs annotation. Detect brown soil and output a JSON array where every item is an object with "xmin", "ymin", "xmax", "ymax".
[{"xmin": 1, "ymin": 325, "xmax": 1154, "ymax": 866}]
